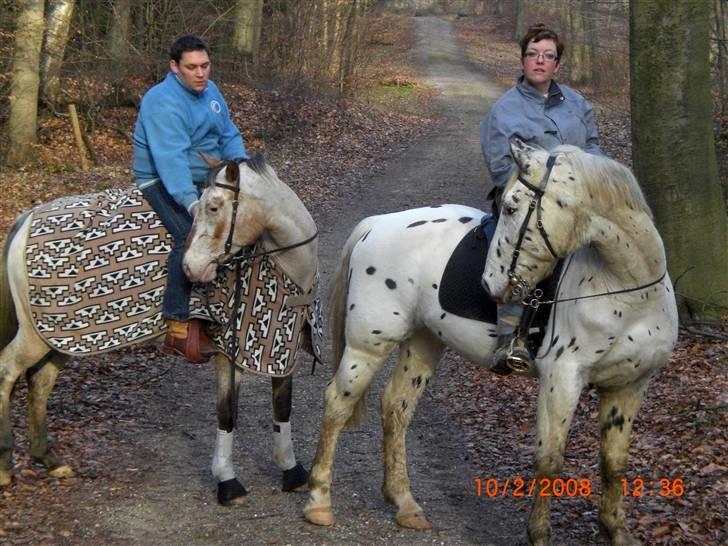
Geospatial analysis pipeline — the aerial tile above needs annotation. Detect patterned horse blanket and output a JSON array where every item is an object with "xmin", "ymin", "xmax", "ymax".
[{"xmin": 24, "ymin": 187, "xmax": 323, "ymax": 377}]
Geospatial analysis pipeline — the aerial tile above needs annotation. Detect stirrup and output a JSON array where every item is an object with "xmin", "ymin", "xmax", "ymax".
[{"xmin": 505, "ymin": 336, "xmax": 533, "ymax": 374}]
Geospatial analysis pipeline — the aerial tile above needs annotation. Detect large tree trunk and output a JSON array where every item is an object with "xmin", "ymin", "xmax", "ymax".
[
  {"xmin": 630, "ymin": 0, "xmax": 728, "ymax": 320},
  {"xmin": 562, "ymin": 0, "xmax": 594, "ymax": 83},
  {"xmin": 107, "ymin": 0, "xmax": 132, "ymax": 62},
  {"xmin": 40, "ymin": 0, "xmax": 76, "ymax": 106},
  {"xmin": 232, "ymin": 0, "xmax": 263, "ymax": 77},
  {"xmin": 6, "ymin": 0, "xmax": 45, "ymax": 167},
  {"xmin": 513, "ymin": 0, "xmax": 526, "ymax": 41}
]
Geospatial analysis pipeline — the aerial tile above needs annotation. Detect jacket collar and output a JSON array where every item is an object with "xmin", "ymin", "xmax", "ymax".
[
  {"xmin": 167, "ymin": 71, "xmax": 206, "ymax": 97},
  {"xmin": 516, "ymin": 75, "xmax": 565, "ymax": 108}
]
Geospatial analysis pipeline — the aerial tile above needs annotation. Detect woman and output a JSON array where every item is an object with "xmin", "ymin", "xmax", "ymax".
[{"xmin": 480, "ymin": 23, "xmax": 602, "ymax": 375}]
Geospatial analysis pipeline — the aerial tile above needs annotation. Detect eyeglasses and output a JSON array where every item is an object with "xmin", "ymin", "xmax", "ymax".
[{"xmin": 524, "ymin": 51, "xmax": 558, "ymax": 62}]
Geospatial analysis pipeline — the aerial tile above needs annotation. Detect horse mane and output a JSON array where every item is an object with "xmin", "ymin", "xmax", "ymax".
[
  {"xmin": 244, "ymin": 153, "xmax": 284, "ymax": 187},
  {"xmin": 553, "ymin": 145, "xmax": 653, "ymax": 219}
]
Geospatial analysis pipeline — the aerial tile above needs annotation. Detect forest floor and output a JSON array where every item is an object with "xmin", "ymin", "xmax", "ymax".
[{"xmin": 0, "ymin": 13, "xmax": 725, "ymax": 546}]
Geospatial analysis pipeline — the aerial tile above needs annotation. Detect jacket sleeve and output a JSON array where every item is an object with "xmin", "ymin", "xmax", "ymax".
[
  {"xmin": 581, "ymin": 99, "xmax": 603, "ymax": 156},
  {"xmin": 218, "ymin": 94, "xmax": 248, "ymax": 160},
  {"xmin": 142, "ymin": 102, "xmax": 199, "ymax": 211},
  {"xmin": 481, "ymin": 109, "xmax": 517, "ymax": 190}
]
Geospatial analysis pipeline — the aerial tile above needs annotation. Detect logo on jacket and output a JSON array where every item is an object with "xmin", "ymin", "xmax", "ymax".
[{"xmin": 210, "ymin": 100, "xmax": 222, "ymax": 114}]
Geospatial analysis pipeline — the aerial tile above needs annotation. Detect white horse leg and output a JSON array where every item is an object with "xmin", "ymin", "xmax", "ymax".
[
  {"xmin": 213, "ymin": 354, "xmax": 246, "ymax": 505},
  {"xmin": 381, "ymin": 330, "xmax": 443, "ymax": 530},
  {"xmin": 597, "ymin": 383, "xmax": 645, "ymax": 546},
  {"xmin": 304, "ymin": 345, "xmax": 391, "ymax": 526},
  {"xmin": 0, "ymin": 332, "xmax": 51, "ymax": 486},
  {"xmin": 271, "ymin": 375, "xmax": 308, "ymax": 491},
  {"xmin": 528, "ymin": 370, "xmax": 583, "ymax": 546},
  {"xmin": 26, "ymin": 352, "xmax": 74, "ymax": 478}
]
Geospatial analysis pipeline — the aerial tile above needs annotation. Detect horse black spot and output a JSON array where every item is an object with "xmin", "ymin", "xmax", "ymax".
[
  {"xmin": 618, "ymin": 311, "xmax": 622, "ymax": 318},
  {"xmin": 407, "ymin": 349, "xmax": 411, "ymax": 358},
  {"xmin": 344, "ymin": 391, "xmax": 351, "ymax": 396},
  {"xmin": 588, "ymin": 276, "xmax": 594, "ymax": 282},
  {"xmin": 373, "ymin": 342, "xmax": 381, "ymax": 346},
  {"xmin": 551, "ymin": 335, "xmax": 560, "ymax": 348},
  {"xmin": 425, "ymin": 378, "xmax": 430, "ymax": 385},
  {"xmin": 432, "ymin": 283, "xmax": 438, "ymax": 289},
  {"xmin": 393, "ymin": 311, "xmax": 400, "ymax": 315},
  {"xmin": 610, "ymin": 406, "xmax": 618, "ymax": 417},
  {"xmin": 500, "ymin": 265, "xmax": 505, "ymax": 274},
  {"xmin": 555, "ymin": 346, "xmax": 565, "ymax": 359},
  {"xmin": 568, "ymin": 176, "xmax": 575, "ymax": 181},
  {"xmin": 459, "ymin": 217, "xmax": 473, "ymax": 223},
  {"xmin": 488, "ymin": 333, "xmax": 497, "ymax": 338},
  {"xmin": 404, "ymin": 365, "xmax": 409, "ymax": 371},
  {"xmin": 408, "ymin": 278, "xmax": 415, "ymax": 284},
  {"xmin": 595, "ymin": 349, "xmax": 605, "ymax": 354},
  {"xmin": 438, "ymin": 331, "xmax": 442, "ymax": 337},
  {"xmin": 402, "ymin": 400, "xmax": 408, "ymax": 410},
  {"xmin": 372, "ymin": 330, "xmax": 381, "ymax": 335},
  {"xmin": 634, "ymin": 361, "xmax": 641, "ymax": 368},
  {"xmin": 568, "ymin": 337, "xmax": 576, "ymax": 348},
  {"xmin": 416, "ymin": 376, "xmax": 422, "ymax": 387},
  {"xmin": 648, "ymin": 329, "xmax": 652, "ymax": 336},
  {"xmin": 572, "ymin": 346, "xmax": 579, "ymax": 352},
  {"xmin": 496, "ymin": 248, "xmax": 502, "ymax": 258},
  {"xmin": 348, "ymin": 269, "xmax": 353, "ymax": 283},
  {"xmin": 550, "ymin": 386, "xmax": 554, "ymax": 392},
  {"xmin": 349, "ymin": 303, "xmax": 356, "ymax": 310},
  {"xmin": 432, "ymin": 218, "xmax": 447, "ymax": 223},
  {"xmin": 538, "ymin": 440, "xmax": 542, "ymax": 446},
  {"xmin": 579, "ymin": 277, "xmax": 585, "ymax": 287},
  {"xmin": 360, "ymin": 229, "xmax": 372, "ymax": 242},
  {"xmin": 440, "ymin": 313, "xmax": 446, "ymax": 319},
  {"xmin": 556, "ymin": 199, "xmax": 566, "ymax": 208},
  {"xmin": 385, "ymin": 279, "xmax": 397, "ymax": 289},
  {"xmin": 351, "ymin": 364, "xmax": 357, "ymax": 369},
  {"xmin": 561, "ymin": 418, "xmax": 567, "ymax": 424},
  {"xmin": 628, "ymin": 336, "xmax": 634, "ymax": 342},
  {"xmin": 656, "ymin": 325, "xmax": 660, "ymax": 330},
  {"xmin": 407, "ymin": 220, "xmax": 428, "ymax": 228},
  {"xmin": 366, "ymin": 266, "xmax": 376, "ymax": 275}
]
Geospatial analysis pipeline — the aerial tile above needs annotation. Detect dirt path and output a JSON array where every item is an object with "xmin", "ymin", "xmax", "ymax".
[{"xmin": 6, "ymin": 17, "xmax": 533, "ymax": 545}]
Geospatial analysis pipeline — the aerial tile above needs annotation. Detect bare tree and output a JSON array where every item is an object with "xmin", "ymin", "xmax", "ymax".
[
  {"xmin": 232, "ymin": 0, "xmax": 263, "ymax": 77},
  {"xmin": 630, "ymin": 0, "xmax": 728, "ymax": 319},
  {"xmin": 6, "ymin": 0, "xmax": 45, "ymax": 167},
  {"xmin": 561, "ymin": 0, "xmax": 594, "ymax": 83},
  {"xmin": 107, "ymin": 0, "xmax": 132, "ymax": 62},
  {"xmin": 40, "ymin": 0, "xmax": 76, "ymax": 106}
]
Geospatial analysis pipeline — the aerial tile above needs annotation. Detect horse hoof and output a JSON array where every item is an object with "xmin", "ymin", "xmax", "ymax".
[
  {"xmin": 217, "ymin": 478, "xmax": 248, "ymax": 506},
  {"xmin": 48, "ymin": 464, "xmax": 75, "ymax": 479},
  {"xmin": 0, "ymin": 470, "xmax": 12, "ymax": 487},
  {"xmin": 304, "ymin": 505, "xmax": 335, "ymax": 527},
  {"xmin": 396, "ymin": 511, "xmax": 432, "ymax": 530},
  {"xmin": 282, "ymin": 463, "xmax": 308, "ymax": 492}
]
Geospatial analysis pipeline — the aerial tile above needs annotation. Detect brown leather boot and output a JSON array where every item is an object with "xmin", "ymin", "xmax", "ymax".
[{"xmin": 163, "ymin": 320, "xmax": 217, "ymax": 364}]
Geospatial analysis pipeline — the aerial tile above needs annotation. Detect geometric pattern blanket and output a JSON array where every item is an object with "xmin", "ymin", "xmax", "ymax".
[{"xmin": 24, "ymin": 186, "xmax": 323, "ymax": 377}]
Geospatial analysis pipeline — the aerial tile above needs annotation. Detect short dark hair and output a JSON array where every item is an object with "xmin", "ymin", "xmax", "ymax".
[
  {"xmin": 519, "ymin": 24, "xmax": 564, "ymax": 61},
  {"xmin": 170, "ymin": 35, "xmax": 210, "ymax": 63}
]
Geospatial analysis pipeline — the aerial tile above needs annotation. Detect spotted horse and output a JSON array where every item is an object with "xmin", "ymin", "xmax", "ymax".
[
  {"xmin": 0, "ymin": 155, "xmax": 321, "ymax": 506},
  {"xmin": 304, "ymin": 140, "xmax": 678, "ymax": 546}
]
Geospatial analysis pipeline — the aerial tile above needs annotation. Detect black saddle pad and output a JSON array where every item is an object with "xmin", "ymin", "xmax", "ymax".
[
  {"xmin": 439, "ymin": 215, "xmax": 562, "ymax": 353},
  {"xmin": 438, "ymin": 218, "xmax": 498, "ymax": 324}
]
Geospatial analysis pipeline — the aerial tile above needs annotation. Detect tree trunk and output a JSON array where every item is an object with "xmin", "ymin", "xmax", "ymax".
[
  {"xmin": 562, "ymin": 0, "xmax": 593, "ymax": 83},
  {"xmin": 630, "ymin": 0, "xmax": 728, "ymax": 319},
  {"xmin": 6, "ymin": 0, "xmax": 45, "ymax": 167},
  {"xmin": 513, "ymin": 0, "xmax": 526, "ymax": 41},
  {"xmin": 338, "ymin": 0, "xmax": 360, "ymax": 96},
  {"xmin": 232, "ymin": 0, "xmax": 264, "ymax": 76},
  {"xmin": 107, "ymin": 0, "xmax": 132, "ymax": 62},
  {"xmin": 40, "ymin": 0, "xmax": 76, "ymax": 106}
]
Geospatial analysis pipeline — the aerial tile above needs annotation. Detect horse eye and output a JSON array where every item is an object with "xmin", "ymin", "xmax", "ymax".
[
  {"xmin": 208, "ymin": 205, "xmax": 219, "ymax": 213},
  {"xmin": 504, "ymin": 205, "xmax": 517, "ymax": 216}
]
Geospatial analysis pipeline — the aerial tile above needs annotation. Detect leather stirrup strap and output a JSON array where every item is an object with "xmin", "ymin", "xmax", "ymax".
[{"xmin": 186, "ymin": 320, "xmax": 202, "ymax": 363}]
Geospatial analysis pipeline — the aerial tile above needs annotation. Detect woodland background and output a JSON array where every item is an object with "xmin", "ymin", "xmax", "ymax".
[{"xmin": 0, "ymin": 1, "xmax": 726, "ymax": 544}]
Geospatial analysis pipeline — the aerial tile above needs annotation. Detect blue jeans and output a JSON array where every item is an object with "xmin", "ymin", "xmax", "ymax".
[{"xmin": 140, "ymin": 180, "xmax": 203, "ymax": 322}]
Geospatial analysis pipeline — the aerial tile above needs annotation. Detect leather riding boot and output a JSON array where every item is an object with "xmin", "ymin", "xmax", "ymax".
[
  {"xmin": 163, "ymin": 319, "xmax": 217, "ymax": 364},
  {"xmin": 492, "ymin": 334, "xmax": 533, "ymax": 376}
]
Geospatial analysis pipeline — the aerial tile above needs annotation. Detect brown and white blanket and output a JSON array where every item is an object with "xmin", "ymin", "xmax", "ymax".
[{"xmin": 24, "ymin": 187, "xmax": 322, "ymax": 377}]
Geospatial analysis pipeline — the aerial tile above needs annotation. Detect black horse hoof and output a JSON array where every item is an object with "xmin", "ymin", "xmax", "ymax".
[
  {"xmin": 217, "ymin": 478, "xmax": 248, "ymax": 505},
  {"xmin": 282, "ymin": 463, "xmax": 308, "ymax": 492}
]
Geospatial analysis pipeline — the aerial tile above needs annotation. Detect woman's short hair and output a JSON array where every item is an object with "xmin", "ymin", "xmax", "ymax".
[{"xmin": 519, "ymin": 24, "xmax": 564, "ymax": 61}]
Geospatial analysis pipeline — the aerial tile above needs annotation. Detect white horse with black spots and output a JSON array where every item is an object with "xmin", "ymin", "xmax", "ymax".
[{"xmin": 303, "ymin": 140, "xmax": 678, "ymax": 546}]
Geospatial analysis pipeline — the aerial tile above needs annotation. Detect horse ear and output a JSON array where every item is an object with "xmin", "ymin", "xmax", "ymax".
[
  {"xmin": 225, "ymin": 161, "xmax": 240, "ymax": 183},
  {"xmin": 509, "ymin": 138, "xmax": 535, "ymax": 170},
  {"xmin": 199, "ymin": 152, "xmax": 221, "ymax": 167}
]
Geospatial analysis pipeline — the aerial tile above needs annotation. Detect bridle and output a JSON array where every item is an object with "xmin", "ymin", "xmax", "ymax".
[
  {"xmin": 206, "ymin": 159, "xmax": 318, "ymax": 266},
  {"xmin": 506, "ymin": 154, "xmax": 559, "ymax": 299}
]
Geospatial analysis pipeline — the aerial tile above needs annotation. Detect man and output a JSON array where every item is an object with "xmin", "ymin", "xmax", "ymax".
[
  {"xmin": 481, "ymin": 24, "xmax": 601, "ymax": 374},
  {"xmin": 133, "ymin": 34, "xmax": 248, "ymax": 363}
]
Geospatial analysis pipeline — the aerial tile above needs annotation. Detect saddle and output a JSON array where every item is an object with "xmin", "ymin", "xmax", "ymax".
[{"xmin": 438, "ymin": 214, "xmax": 561, "ymax": 354}]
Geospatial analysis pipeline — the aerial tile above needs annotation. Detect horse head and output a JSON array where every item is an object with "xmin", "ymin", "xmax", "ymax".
[
  {"xmin": 482, "ymin": 139, "xmax": 581, "ymax": 304},
  {"xmin": 183, "ymin": 157, "xmax": 268, "ymax": 283}
]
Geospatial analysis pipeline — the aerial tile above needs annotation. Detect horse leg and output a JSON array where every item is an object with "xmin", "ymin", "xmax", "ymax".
[
  {"xmin": 212, "ymin": 354, "xmax": 247, "ymax": 505},
  {"xmin": 381, "ymin": 330, "xmax": 443, "ymax": 530},
  {"xmin": 597, "ymin": 383, "xmax": 645, "ymax": 546},
  {"xmin": 26, "ymin": 352, "xmax": 73, "ymax": 478},
  {"xmin": 271, "ymin": 375, "xmax": 308, "ymax": 491},
  {"xmin": 0, "ymin": 333, "xmax": 50, "ymax": 486},
  {"xmin": 528, "ymin": 373, "xmax": 583, "ymax": 546},
  {"xmin": 304, "ymin": 345, "xmax": 391, "ymax": 526}
]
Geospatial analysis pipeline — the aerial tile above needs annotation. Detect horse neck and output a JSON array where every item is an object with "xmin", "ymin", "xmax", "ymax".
[
  {"xmin": 257, "ymin": 181, "xmax": 318, "ymax": 291},
  {"xmin": 583, "ymin": 206, "xmax": 666, "ymax": 287}
]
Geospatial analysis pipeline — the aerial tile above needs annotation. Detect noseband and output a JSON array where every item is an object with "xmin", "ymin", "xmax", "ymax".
[{"xmin": 507, "ymin": 154, "xmax": 559, "ymax": 299}]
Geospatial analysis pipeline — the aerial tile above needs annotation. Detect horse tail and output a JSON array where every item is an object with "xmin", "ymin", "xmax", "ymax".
[
  {"xmin": 329, "ymin": 216, "xmax": 376, "ymax": 429},
  {"xmin": 0, "ymin": 212, "xmax": 28, "ymax": 349}
]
